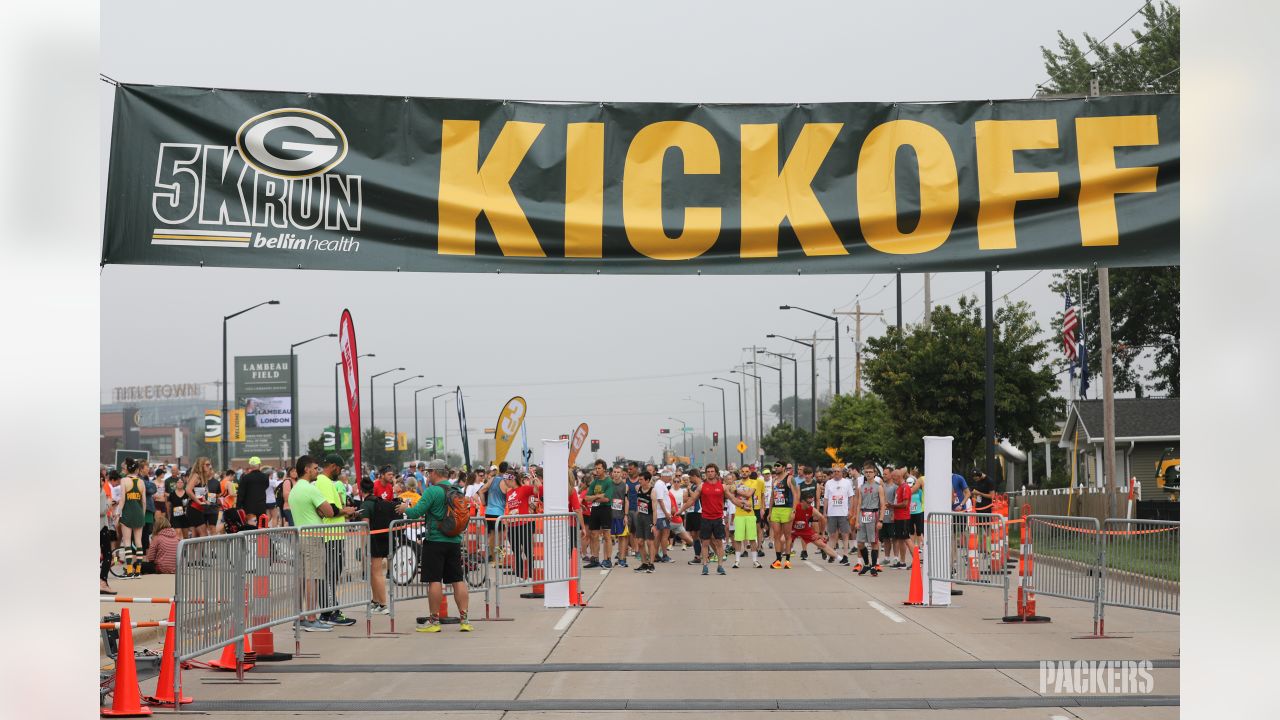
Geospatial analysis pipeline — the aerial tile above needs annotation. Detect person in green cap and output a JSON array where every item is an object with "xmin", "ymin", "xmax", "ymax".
[{"xmin": 397, "ymin": 459, "xmax": 472, "ymax": 633}]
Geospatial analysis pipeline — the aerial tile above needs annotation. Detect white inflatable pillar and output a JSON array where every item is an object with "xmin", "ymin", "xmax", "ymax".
[
  {"xmin": 923, "ymin": 435, "xmax": 953, "ymax": 606},
  {"xmin": 541, "ymin": 439, "xmax": 570, "ymax": 608}
]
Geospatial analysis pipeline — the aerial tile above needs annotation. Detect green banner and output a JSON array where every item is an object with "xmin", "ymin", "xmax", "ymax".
[
  {"xmin": 234, "ymin": 354, "xmax": 292, "ymax": 456},
  {"xmin": 103, "ymin": 84, "xmax": 1178, "ymax": 274}
]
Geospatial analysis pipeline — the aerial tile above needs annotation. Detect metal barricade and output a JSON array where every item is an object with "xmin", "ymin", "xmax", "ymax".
[
  {"xmin": 1101, "ymin": 519, "xmax": 1180, "ymax": 619},
  {"xmin": 386, "ymin": 516, "xmax": 489, "ymax": 627},
  {"xmin": 174, "ymin": 534, "xmax": 244, "ymax": 664},
  {"xmin": 924, "ymin": 512, "xmax": 1010, "ymax": 615},
  {"xmin": 239, "ymin": 527, "xmax": 302, "ymax": 637},
  {"xmin": 493, "ymin": 512, "xmax": 578, "ymax": 618},
  {"xmin": 296, "ymin": 522, "xmax": 373, "ymax": 632}
]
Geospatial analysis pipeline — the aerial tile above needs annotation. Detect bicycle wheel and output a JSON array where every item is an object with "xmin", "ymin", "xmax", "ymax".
[
  {"xmin": 108, "ymin": 547, "xmax": 130, "ymax": 579},
  {"xmin": 389, "ymin": 542, "xmax": 420, "ymax": 586}
]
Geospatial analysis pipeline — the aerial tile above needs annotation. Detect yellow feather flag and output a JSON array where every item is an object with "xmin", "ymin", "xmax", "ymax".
[
  {"xmin": 493, "ymin": 396, "xmax": 528, "ymax": 465},
  {"xmin": 567, "ymin": 422, "xmax": 590, "ymax": 467}
]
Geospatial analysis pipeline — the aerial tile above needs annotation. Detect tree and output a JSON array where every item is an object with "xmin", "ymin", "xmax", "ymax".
[
  {"xmin": 1040, "ymin": 1, "xmax": 1180, "ymax": 397},
  {"xmin": 760, "ymin": 424, "xmax": 824, "ymax": 467},
  {"xmin": 863, "ymin": 297, "xmax": 1059, "ymax": 470},
  {"xmin": 767, "ymin": 394, "xmax": 831, "ymax": 432},
  {"xmin": 816, "ymin": 394, "xmax": 901, "ymax": 469}
]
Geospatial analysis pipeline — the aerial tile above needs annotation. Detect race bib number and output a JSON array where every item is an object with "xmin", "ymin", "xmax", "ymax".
[
  {"xmin": 772, "ymin": 488, "xmax": 786, "ymax": 504},
  {"xmin": 173, "ymin": 506, "xmax": 185, "ymax": 516},
  {"xmin": 637, "ymin": 499, "xmax": 650, "ymax": 514},
  {"xmin": 794, "ymin": 520, "xmax": 808, "ymax": 530},
  {"xmin": 861, "ymin": 511, "xmax": 877, "ymax": 523},
  {"xmin": 611, "ymin": 498, "xmax": 623, "ymax": 512},
  {"xmin": 194, "ymin": 487, "xmax": 207, "ymax": 498}
]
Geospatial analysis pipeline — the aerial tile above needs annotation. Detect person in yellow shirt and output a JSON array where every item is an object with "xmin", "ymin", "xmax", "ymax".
[
  {"xmin": 746, "ymin": 470, "xmax": 766, "ymax": 563},
  {"xmin": 398, "ymin": 478, "xmax": 422, "ymax": 506},
  {"xmin": 731, "ymin": 471, "xmax": 763, "ymax": 569}
]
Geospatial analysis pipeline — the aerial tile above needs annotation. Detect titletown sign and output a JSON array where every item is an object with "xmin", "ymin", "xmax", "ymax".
[{"xmin": 111, "ymin": 383, "xmax": 209, "ymax": 402}]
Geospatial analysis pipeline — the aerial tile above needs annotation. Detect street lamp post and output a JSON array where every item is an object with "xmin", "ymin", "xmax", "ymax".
[
  {"xmin": 781, "ymin": 305, "xmax": 840, "ymax": 396},
  {"xmin": 732, "ymin": 369, "xmax": 764, "ymax": 459},
  {"xmin": 683, "ymin": 397, "xmax": 706, "ymax": 463},
  {"xmin": 696, "ymin": 384, "xmax": 729, "ymax": 468},
  {"xmin": 768, "ymin": 334, "xmax": 816, "ymax": 432},
  {"xmin": 289, "ymin": 333, "xmax": 336, "ymax": 465},
  {"xmin": 335, "ymin": 353, "xmax": 375, "ymax": 456},
  {"xmin": 668, "ymin": 417, "xmax": 689, "ymax": 460},
  {"xmin": 222, "ymin": 300, "xmax": 279, "ymax": 469},
  {"xmin": 750, "ymin": 361, "xmax": 783, "ymax": 427},
  {"xmin": 392, "ymin": 375, "xmax": 424, "ymax": 467},
  {"xmin": 369, "ymin": 368, "xmax": 404, "ymax": 460},
  {"xmin": 762, "ymin": 350, "xmax": 798, "ymax": 428},
  {"xmin": 430, "ymin": 391, "xmax": 452, "ymax": 460},
  {"xmin": 413, "ymin": 384, "xmax": 443, "ymax": 463},
  {"xmin": 712, "ymin": 376, "xmax": 745, "ymax": 466}
]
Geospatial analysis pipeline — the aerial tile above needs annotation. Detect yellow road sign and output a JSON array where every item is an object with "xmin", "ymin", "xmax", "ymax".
[{"xmin": 736, "ymin": 441, "xmax": 747, "ymax": 454}]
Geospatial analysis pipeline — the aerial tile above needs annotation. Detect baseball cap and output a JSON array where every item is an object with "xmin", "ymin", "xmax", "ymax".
[
  {"xmin": 425, "ymin": 459, "xmax": 448, "ymax": 472},
  {"xmin": 489, "ymin": 465, "xmax": 498, "ymax": 471},
  {"xmin": 762, "ymin": 468, "xmax": 771, "ymax": 475},
  {"xmin": 248, "ymin": 456, "xmax": 262, "ymax": 467},
  {"xmin": 322, "ymin": 454, "xmax": 345, "ymax": 468}
]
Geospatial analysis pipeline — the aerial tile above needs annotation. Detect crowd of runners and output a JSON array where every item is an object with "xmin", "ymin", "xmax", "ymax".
[{"xmin": 100, "ymin": 452, "xmax": 996, "ymax": 632}]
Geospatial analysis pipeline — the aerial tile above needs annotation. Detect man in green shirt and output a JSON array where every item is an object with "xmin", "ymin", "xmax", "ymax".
[
  {"xmin": 583, "ymin": 460, "xmax": 614, "ymax": 569},
  {"xmin": 314, "ymin": 454, "xmax": 358, "ymax": 627},
  {"xmin": 398, "ymin": 459, "xmax": 472, "ymax": 633},
  {"xmin": 289, "ymin": 456, "xmax": 338, "ymax": 632}
]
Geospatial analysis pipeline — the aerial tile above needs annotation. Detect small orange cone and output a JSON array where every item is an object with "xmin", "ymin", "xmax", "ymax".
[
  {"xmin": 902, "ymin": 545, "xmax": 924, "ymax": 606},
  {"xmin": 102, "ymin": 607, "xmax": 152, "ymax": 717},
  {"xmin": 145, "ymin": 603, "xmax": 191, "ymax": 707},
  {"xmin": 207, "ymin": 640, "xmax": 254, "ymax": 672}
]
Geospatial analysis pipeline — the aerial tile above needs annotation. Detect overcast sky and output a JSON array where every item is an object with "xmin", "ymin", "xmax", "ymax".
[{"xmin": 100, "ymin": 0, "xmax": 1159, "ymax": 463}]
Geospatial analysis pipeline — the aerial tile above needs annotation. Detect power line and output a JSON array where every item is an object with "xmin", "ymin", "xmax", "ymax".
[
  {"xmin": 998, "ymin": 270, "xmax": 1044, "ymax": 302},
  {"xmin": 1033, "ymin": 1, "xmax": 1175, "ymax": 95}
]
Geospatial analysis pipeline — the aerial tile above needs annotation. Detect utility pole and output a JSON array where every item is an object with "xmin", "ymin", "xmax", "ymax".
[
  {"xmin": 985, "ymin": 272, "xmax": 996, "ymax": 484},
  {"xmin": 896, "ymin": 270, "xmax": 903, "ymax": 329},
  {"xmin": 834, "ymin": 303, "xmax": 883, "ymax": 397},
  {"xmin": 923, "ymin": 273, "xmax": 932, "ymax": 329}
]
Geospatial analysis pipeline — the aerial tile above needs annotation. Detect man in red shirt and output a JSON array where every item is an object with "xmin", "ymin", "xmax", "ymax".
[
  {"xmin": 505, "ymin": 472, "xmax": 542, "ymax": 580},
  {"xmin": 891, "ymin": 468, "xmax": 914, "ymax": 568},
  {"xmin": 372, "ymin": 465, "xmax": 398, "ymax": 502},
  {"xmin": 677, "ymin": 463, "xmax": 731, "ymax": 576},
  {"xmin": 789, "ymin": 501, "xmax": 843, "ymax": 564}
]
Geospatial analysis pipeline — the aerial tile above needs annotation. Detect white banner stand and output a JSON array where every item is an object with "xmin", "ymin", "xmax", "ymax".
[
  {"xmin": 542, "ymin": 439, "xmax": 570, "ymax": 608},
  {"xmin": 923, "ymin": 435, "xmax": 953, "ymax": 606}
]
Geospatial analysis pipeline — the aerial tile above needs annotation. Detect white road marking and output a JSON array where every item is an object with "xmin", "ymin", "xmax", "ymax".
[
  {"xmin": 553, "ymin": 608, "xmax": 580, "ymax": 631},
  {"xmin": 600, "ymin": 569, "xmax": 609, "ymax": 576},
  {"xmin": 867, "ymin": 600, "xmax": 906, "ymax": 623},
  {"xmin": 803, "ymin": 560, "xmax": 825, "ymax": 572}
]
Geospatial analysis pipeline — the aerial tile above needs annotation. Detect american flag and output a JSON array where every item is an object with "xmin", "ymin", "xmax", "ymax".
[{"xmin": 1063, "ymin": 295, "xmax": 1079, "ymax": 363}]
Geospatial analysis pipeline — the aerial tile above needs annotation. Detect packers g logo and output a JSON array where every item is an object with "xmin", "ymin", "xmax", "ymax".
[{"xmin": 235, "ymin": 108, "xmax": 348, "ymax": 179}]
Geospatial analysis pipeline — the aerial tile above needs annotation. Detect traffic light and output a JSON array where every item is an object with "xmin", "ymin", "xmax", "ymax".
[
  {"xmin": 659, "ymin": 428, "xmax": 670, "ymax": 434},
  {"xmin": 590, "ymin": 439, "xmax": 600, "ymax": 452},
  {"xmin": 713, "ymin": 431, "xmax": 719, "ymax": 445}
]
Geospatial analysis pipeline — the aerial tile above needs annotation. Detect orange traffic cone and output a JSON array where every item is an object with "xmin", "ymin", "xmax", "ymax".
[
  {"xmin": 145, "ymin": 603, "xmax": 192, "ymax": 707},
  {"xmin": 102, "ymin": 607, "xmax": 152, "ymax": 717},
  {"xmin": 902, "ymin": 546, "xmax": 924, "ymax": 606},
  {"xmin": 568, "ymin": 548, "xmax": 581, "ymax": 607},
  {"xmin": 207, "ymin": 640, "xmax": 254, "ymax": 672}
]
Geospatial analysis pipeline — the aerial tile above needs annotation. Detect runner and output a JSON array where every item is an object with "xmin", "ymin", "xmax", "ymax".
[
  {"xmin": 356, "ymin": 477, "xmax": 398, "ymax": 614},
  {"xmin": 682, "ymin": 470, "xmax": 704, "ymax": 565},
  {"xmin": 729, "ymin": 471, "xmax": 762, "ymax": 568},
  {"xmin": 631, "ymin": 471, "xmax": 655, "ymax": 573},
  {"xmin": 651, "ymin": 468, "xmax": 673, "ymax": 564},
  {"xmin": 668, "ymin": 474, "xmax": 695, "ymax": 559},
  {"xmin": 117, "ymin": 458, "xmax": 146, "ymax": 578},
  {"xmin": 907, "ymin": 469, "xmax": 925, "ymax": 563},
  {"xmin": 266, "ymin": 467, "xmax": 284, "ymax": 527},
  {"xmin": 853, "ymin": 462, "xmax": 888, "ymax": 576},
  {"xmin": 583, "ymin": 459, "xmax": 613, "ymax": 569},
  {"xmin": 790, "ymin": 499, "xmax": 844, "ymax": 565},
  {"xmin": 622, "ymin": 462, "xmax": 641, "ymax": 565},
  {"xmin": 609, "ymin": 466, "xmax": 630, "ymax": 568},
  {"xmin": 677, "ymin": 464, "xmax": 729, "ymax": 575},
  {"xmin": 890, "ymin": 468, "xmax": 913, "ymax": 568},
  {"xmin": 823, "ymin": 467, "xmax": 854, "ymax": 565},
  {"xmin": 504, "ymin": 470, "xmax": 542, "ymax": 581},
  {"xmin": 795, "ymin": 466, "xmax": 819, "ymax": 560},
  {"xmin": 237, "ymin": 456, "xmax": 269, "ymax": 529},
  {"xmin": 167, "ymin": 471, "xmax": 191, "ymax": 539},
  {"xmin": 768, "ymin": 467, "xmax": 799, "ymax": 569}
]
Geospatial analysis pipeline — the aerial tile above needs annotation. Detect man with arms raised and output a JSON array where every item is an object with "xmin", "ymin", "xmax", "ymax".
[{"xmin": 398, "ymin": 459, "xmax": 473, "ymax": 633}]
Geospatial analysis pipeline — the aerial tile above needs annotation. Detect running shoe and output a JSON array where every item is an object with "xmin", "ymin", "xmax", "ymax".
[
  {"xmin": 839, "ymin": 556, "xmax": 850, "ymax": 566},
  {"xmin": 702, "ymin": 564, "xmax": 709, "ymax": 576},
  {"xmin": 858, "ymin": 565, "xmax": 871, "ymax": 576},
  {"xmin": 756, "ymin": 550, "xmax": 765, "ymax": 558},
  {"xmin": 717, "ymin": 565, "xmax": 726, "ymax": 575},
  {"xmin": 771, "ymin": 560, "xmax": 783, "ymax": 569},
  {"xmin": 645, "ymin": 565, "xmax": 655, "ymax": 574},
  {"xmin": 634, "ymin": 563, "xmax": 646, "ymax": 572},
  {"xmin": 583, "ymin": 560, "xmax": 600, "ymax": 569},
  {"xmin": 800, "ymin": 551, "xmax": 809, "ymax": 561},
  {"xmin": 324, "ymin": 612, "xmax": 357, "ymax": 626},
  {"xmin": 892, "ymin": 562, "xmax": 908, "ymax": 569},
  {"xmin": 459, "ymin": 621, "xmax": 474, "ymax": 632},
  {"xmin": 416, "ymin": 621, "xmax": 442, "ymax": 633},
  {"xmin": 601, "ymin": 559, "xmax": 613, "ymax": 569},
  {"xmin": 618, "ymin": 558, "xmax": 628, "ymax": 568},
  {"xmin": 709, "ymin": 554, "xmax": 719, "ymax": 562},
  {"xmin": 732, "ymin": 560, "xmax": 740, "ymax": 569},
  {"xmin": 373, "ymin": 604, "xmax": 391, "ymax": 615},
  {"xmin": 852, "ymin": 562, "xmax": 863, "ymax": 572},
  {"xmin": 874, "ymin": 564, "xmax": 883, "ymax": 572},
  {"xmin": 687, "ymin": 558, "xmax": 703, "ymax": 565},
  {"xmin": 300, "ymin": 619, "xmax": 332, "ymax": 632},
  {"xmin": 827, "ymin": 554, "xmax": 835, "ymax": 564},
  {"xmin": 783, "ymin": 560, "xmax": 792, "ymax": 569},
  {"xmin": 753, "ymin": 560, "xmax": 763, "ymax": 568},
  {"xmin": 659, "ymin": 555, "xmax": 673, "ymax": 563},
  {"xmin": 870, "ymin": 567, "xmax": 880, "ymax": 577}
]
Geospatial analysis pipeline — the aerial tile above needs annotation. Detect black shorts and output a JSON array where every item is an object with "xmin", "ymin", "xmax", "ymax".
[
  {"xmin": 893, "ymin": 519, "xmax": 911, "ymax": 539},
  {"xmin": 909, "ymin": 513, "xmax": 924, "ymax": 536},
  {"xmin": 588, "ymin": 504, "xmax": 612, "ymax": 531},
  {"xmin": 633, "ymin": 513, "xmax": 653, "ymax": 540},
  {"xmin": 421, "ymin": 541, "xmax": 464, "ymax": 585},
  {"xmin": 684, "ymin": 512, "xmax": 701, "ymax": 532},
  {"xmin": 698, "ymin": 517, "xmax": 726, "ymax": 540},
  {"xmin": 370, "ymin": 534, "xmax": 389, "ymax": 559},
  {"xmin": 204, "ymin": 511, "xmax": 220, "ymax": 526},
  {"xmin": 485, "ymin": 515, "xmax": 500, "ymax": 535}
]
